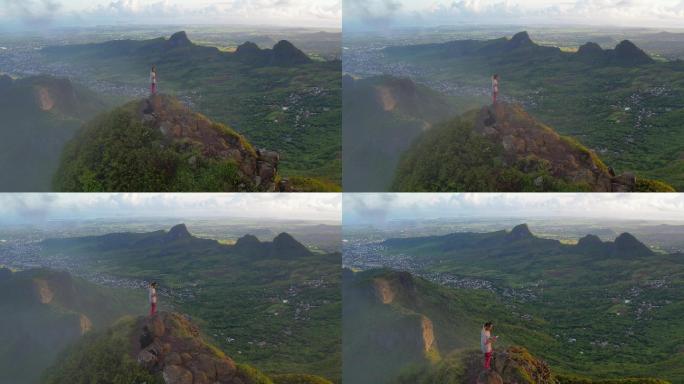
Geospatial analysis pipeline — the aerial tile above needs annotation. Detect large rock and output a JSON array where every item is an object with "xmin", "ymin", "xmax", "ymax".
[
  {"xmin": 134, "ymin": 312, "xmax": 240, "ymax": 384},
  {"xmin": 140, "ymin": 95, "xmax": 279, "ymax": 191},
  {"xmin": 473, "ymin": 103, "xmax": 627, "ymax": 192}
]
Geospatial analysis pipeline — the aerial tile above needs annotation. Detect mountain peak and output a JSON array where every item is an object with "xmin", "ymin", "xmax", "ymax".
[
  {"xmin": 472, "ymin": 102, "xmax": 618, "ymax": 191},
  {"xmin": 577, "ymin": 234, "xmax": 603, "ymax": 247},
  {"xmin": 614, "ymin": 232, "xmax": 652, "ymax": 256},
  {"xmin": 272, "ymin": 233, "xmax": 310, "ymax": 256},
  {"xmin": 509, "ymin": 31, "xmax": 534, "ymax": 47},
  {"xmin": 166, "ymin": 31, "xmax": 192, "ymax": 48},
  {"xmin": 271, "ymin": 40, "xmax": 311, "ymax": 66},
  {"xmin": 235, "ymin": 234, "xmax": 261, "ymax": 247},
  {"xmin": 577, "ymin": 42, "xmax": 603, "ymax": 55},
  {"xmin": 166, "ymin": 224, "xmax": 191, "ymax": 241},
  {"xmin": 235, "ymin": 41, "xmax": 260, "ymax": 54},
  {"xmin": 508, "ymin": 224, "xmax": 533, "ymax": 240},
  {"xmin": 613, "ymin": 40, "xmax": 653, "ymax": 64}
]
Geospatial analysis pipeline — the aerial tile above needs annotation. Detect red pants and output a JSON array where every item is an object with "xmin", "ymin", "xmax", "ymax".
[
  {"xmin": 151, "ymin": 83, "xmax": 157, "ymax": 95},
  {"xmin": 484, "ymin": 352, "xmax": 492, "ymax": 369},
  {"xmin": 492, "ymin": 92, "xmax": 498, "ymax": 104},
  {"xmin": 149, "ymin": 302, "xmax": 157, "ymax": 317}
]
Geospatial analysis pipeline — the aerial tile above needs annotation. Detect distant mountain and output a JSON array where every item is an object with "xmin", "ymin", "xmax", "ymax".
[
  {"xmin": 392, "ymin": 102, "xmax": 674, "ymax": 192},
  {"xmin": 42, "ymin": 311, "xmax": 333, "ymax": 384},
  {"xmin": 235, "ymin": 39, "xmax": 313, "ymax": 66},
  {"xmin": 386, "ymin": 31, "xmax": 654, "ymax": 68},
  {"xmin": 53, "ymin": 94, "xmax": 281, "ymax": 192},
  {"xmin": 0, "ymin": 75, "xmax": 109, "ymax": 191},
  {"xmin": 343, "ymin": 75, "xmax": 465, "ymax": 191},
  {"xmin": 384, "ymin": 223, "xmax": 656, "ymax": 262},
  {"xmin": 42, "ymin": 224, "xmax": 314, "ymax": 261},
  {"xmin": 576, "ymin": 40, "xmax": 654, "ymax": 66},
  {"xmin": 43, "ymin": 31, "xmax": 312, "ymax": 68},
  {"xmin": 0, "ymin": 268, "xmax": 141, "ymax": 384}
]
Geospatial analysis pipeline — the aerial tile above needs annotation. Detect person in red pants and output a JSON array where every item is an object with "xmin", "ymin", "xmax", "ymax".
[
  {"xmin": 481, "ymin": 321, "xmax": 498, "ymax": 369},
  {"xmin": 148, "ymin": 281, "xmax": 158, "ymax": 317},
  {"xmin": 492, "ymin": 74, "xmax": 499, "ymax": 104},
  {"xmin": 150, "ymin": 65, "xmax": 158, "ymax": 95}
]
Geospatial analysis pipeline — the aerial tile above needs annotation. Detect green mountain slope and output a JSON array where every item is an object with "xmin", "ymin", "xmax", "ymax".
[
  {"xmin": 392, "ymin": 102, "xmax": 674, "ymax": 192},
  {"xmin": 342, "ymin": 75, "xmax": 475, "ymax": 191},
  {"xmin": 363, "ymin": 225, "xmax": 684, "ymax": 382},
  {"xmin": 39, "ymin": 224, "xmax": 341, "ymax": 382},
  {"xmin": 53, "ymin": 94, "xmax": 283, "ymax": 192},
  {"xmin": 42, "ymin": 311, "xmax": 332, "ymax": 384},
  {"xmin": 0, "ymin": 267, "xmax": 143, "ymax": 384},
  {"xmin": 41, "ymin": 32, "xmax": 341, "ymax": 186},
  {"xmin": 382, "ymin": 31, "xmax": 684, "ymax": 189},
  {"xmin": 0, "ymin": 75, "xmax": 110, "ymax": 191}
]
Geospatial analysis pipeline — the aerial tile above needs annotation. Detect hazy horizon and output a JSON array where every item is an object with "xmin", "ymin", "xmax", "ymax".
[
  {"xmin": 0, "ymin": 0, "xmax": 341, "ymax": 31},
  {"xmin": 0, "ymin": 193, "xmax": 342, "ymax": 224},
  {"xmin": 344, "ymin": 193, "xmax": 684, "ymax": 226},
  {"xmin": 344, "ymin": 0, "xmax": 684, "ymax": 31}
]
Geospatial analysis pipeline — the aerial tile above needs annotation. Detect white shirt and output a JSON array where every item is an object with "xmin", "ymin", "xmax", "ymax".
[
  {"xmin": 149, "ymin": 287, "xmax": 157, "ymax": 304},
  {"xmin": 492, "ymin": 78, "xmax": 499, "ymax": 93},
  {"xmin": 150, "ymin": 71, "xmax": 157, "ymax": 84},
  {"xmin": 481, "ymin": 329, "xmax": 492, "ymax": 353}
]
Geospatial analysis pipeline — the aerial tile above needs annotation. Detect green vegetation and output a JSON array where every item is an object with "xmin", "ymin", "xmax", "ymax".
[
  {"xmin": 382, "ymin": 32, "xmax": 684, "ymax": 190},
  {"xmin": 42, "ymin": 317, "xmax": 164, "ymax": 384},
  {"xmin": 391, "ymin": 117, "xmax": 593, "ymax": 192},
  {"xmin": 53, "ymin": 100, "xmax": 252, "ymax": 192}
]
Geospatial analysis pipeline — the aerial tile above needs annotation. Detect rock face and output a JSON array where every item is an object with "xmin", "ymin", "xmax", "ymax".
[
  {"xmin": 477, "ymin": 347, "xmax": 557, "ymax": 384},
  {"xmin": 474, "ymin": 102, "xmax": 636, "ymax": 192},
  {"xmin": 135, "ymin": 312, "xmax": 245, "ymax": 384},
  {"xmin": 141, "ymin": 95, "xmax": 279, "ymax": 191}
]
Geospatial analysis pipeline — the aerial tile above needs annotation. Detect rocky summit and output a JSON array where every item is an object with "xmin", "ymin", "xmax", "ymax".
[
  {"xmin": 474, "ymin": 102, "xmax": 638, "ymax": 192},
  {"xmin": 136, "ymin": 312, "xmax": 244, "ymax": 384},
  {"xmin": 475, "ymin": 347, "xmax": 556, "ymax": 384},
  {"xmin": 142, "ymin": 94, "xmax": 280, "ymax": 191}
]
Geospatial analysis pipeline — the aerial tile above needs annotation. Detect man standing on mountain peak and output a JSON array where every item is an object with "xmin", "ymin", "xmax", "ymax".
[
  {"xmin": 149, "ymin": 281, "xmax": 158, "ymax": 317},
  {"xmin": 492, "ymin": 74, "xmax": 499, "ymax": 104},
  {"xmin": 150, "ymin": 65, "xmax": 157, "ymax": 95},
  {"xmin": 481, "ymin": 321, "xmax": 498, "ymax": 369}
]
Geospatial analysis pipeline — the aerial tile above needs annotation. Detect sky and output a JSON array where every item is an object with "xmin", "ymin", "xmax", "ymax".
[
  {"xmin": 0, "ymin": 193, "xmax": 342, "ymax": 224},
  {"xmin": 344, "ymin": 193, "xmax": 684, "ymax": 226},
  {"xmin": 344, "ymin": 0, "xmax": 684, "ymax": 30},
  {"xmin": 0, "ymin": 0, "xmax": 341, "ymax": 30}
]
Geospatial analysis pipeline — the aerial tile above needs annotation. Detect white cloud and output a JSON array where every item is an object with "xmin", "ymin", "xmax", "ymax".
[
  {"xmin": 0, "ymin": 0, "xmax": 341, "ymax": 28},
  {"xmin": 344, "ymin": 193, "xmax": 684, "ymax": 225},
  {"xmin": 345, "ymin": 0, "xmax": 684, "ymax": 29},
  {"xmin": 0, "ymin": 193, "xmax": 342, "ymax": 223}
]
